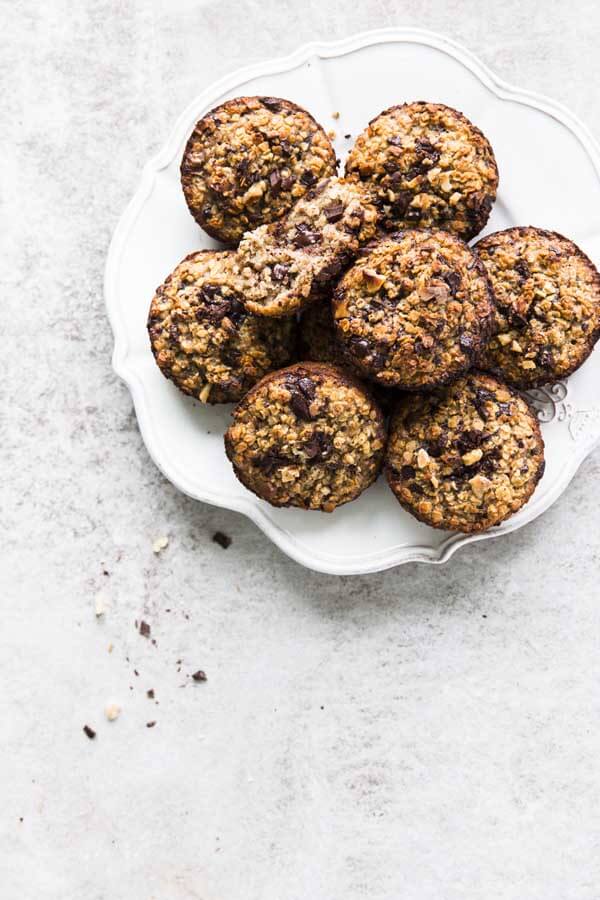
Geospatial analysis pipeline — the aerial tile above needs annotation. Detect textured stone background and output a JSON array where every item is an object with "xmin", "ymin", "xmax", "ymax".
[{"xmin": 3, "ymin": 2, "xmax": 600, "ymax": 898}]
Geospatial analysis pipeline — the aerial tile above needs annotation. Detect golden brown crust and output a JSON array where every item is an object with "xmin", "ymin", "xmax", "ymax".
[
  {"xmin": 225, "ymin": 362, "xmax": 386, "ymax": 511},
  {"xmin": 385, "ymin": 371, "xmax": 545, "ymax": 533},
  {"xmin": 147, "ymin": 250, "xmax": 296, "ymax": 404},
  {"xmin": 345, "ymin": 102, "xmax": 498, "ymax": 240},
  {"xmin": 181, "ymin": 96, "xmax": 337, "ymax": 244},
  {"xmin": 475, "ymin": 227, "xmax": 600, "ymax": 388},
  {"xmin": 332, "ymin": 230, "xmax": 496, "ymax": 390}
]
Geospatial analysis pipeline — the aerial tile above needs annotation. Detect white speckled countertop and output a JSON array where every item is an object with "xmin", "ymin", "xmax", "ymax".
[{"xmin": 3, "ymin": 2, "xmax": 600, "ymax": 898}]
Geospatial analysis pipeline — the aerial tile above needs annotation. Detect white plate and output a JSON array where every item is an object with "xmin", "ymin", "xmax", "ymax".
[{"xmin": 105, "ymin": 27, "xmax": 600, "ymax": 575}]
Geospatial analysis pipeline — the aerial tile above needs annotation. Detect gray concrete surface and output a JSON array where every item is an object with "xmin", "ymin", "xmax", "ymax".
[{"xmin": 3, "ymin": 1, "xmax": 600, "ymax": 897}]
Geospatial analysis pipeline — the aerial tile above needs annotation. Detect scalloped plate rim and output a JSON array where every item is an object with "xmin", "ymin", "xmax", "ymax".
[{"xmin": 105, "ymin": 26, "xmax": 600, "ymax": 575}]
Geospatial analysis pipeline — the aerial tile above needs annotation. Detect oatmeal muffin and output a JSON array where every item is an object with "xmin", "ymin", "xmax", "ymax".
[
  {"xmin": 181, "ymin": 96, "xmax": 337, "ymax": 244},
  {"xmin": 147, "ymin": 250, "xmax": 296, "ymax": 404},
  {"xmin": 345, "ymin": 102, "xmax": 498, "ymax": 240},
  {"xmin": 332, "ymin": 230, "xmax": 495, "ymax": 390},
  {"xmin": 475, "ymin": 227, "xmax": 600, "ymax": 388},
  {"xmin": 233, "ymin": 177, "xmax": 379, "ymax": 317},
  {"xmin": 225, "ymin": 363, "xmax": 386, "ymax": 511},
  {"xmin": 386, "ymin": 371, "xmax": 545, "ymax": 533}
]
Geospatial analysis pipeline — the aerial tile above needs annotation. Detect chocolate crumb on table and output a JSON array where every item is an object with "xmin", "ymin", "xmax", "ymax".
[
  {"xmin": 212, "ymin": 531, "xmax": 232, "ymax": 549},
  {"xmin": 146, "ymin": 689, "xmax": 155, "ymax": 699},
  {"xmin": 139, "ymin": 621, "xmax": 151, "ymax": 638},
  {"xmin": 181, "ymin": 96, "xmax": 337, "ymax": 244},
  {"xmin": 146, "ymin": 721, "xmax": 157, "ymax": 728},
  {"xmin": 83, "ymin": 725, "xmax": 96, "ymax": 740},
  {"xmin": 192, "ymin": 670, "xmax": 208, "ymax": 682}
]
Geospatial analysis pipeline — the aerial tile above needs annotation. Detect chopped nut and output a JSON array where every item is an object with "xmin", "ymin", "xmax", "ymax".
[
  {"xmin": 521, "ymin": 360, "xmax": 537, "ymax": 369},
  {"xmin": 469, "ymin": 474, "xmax": 492, "ymax": 498},
  {"xmin": 416, "ymin": 448, "xmax": 430, "ymax": 468},
  {"xmin": 327, "ymin": 129, "xmax": 336, "ymax": 140},
  {"xmin": 199, "ymin": 383, "xmax": 212, "ymax": 403},
  {"xmin": 462, "ymin": 448, "xmax": 483, "ymax": 466},
  {"xmin": 152, "ymin": 535, "xmax": 169, "ymax": 554},
  {"xmin": 497, "ymin": 333, "xmax": 512, "ymax": 346},
  {"xmin": 139, "ymin": 620, "xmax": 151, "ymax": 638},
  {"xmin": 511, "ymin": 340, "xmax": 523, "ymax": 353},
  {"xmin": 105, "ymin": 703, "xmax": 121, "ymax": 722},
  {"xmin": 243, "ymin": 180, "xmax": 265, "ymax": 203},
  {"xmin": 361, "ymin": 268, "xmax": 385, "ymax": 293}
]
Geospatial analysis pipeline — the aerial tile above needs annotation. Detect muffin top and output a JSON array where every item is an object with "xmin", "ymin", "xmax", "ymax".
[
  {"xmin": 181, "ymin": 96, "xmax": 337, "ymax": 244},
  {"xmin": 386, "ymin": 371, "xmax": 545, "ymax": 533},
  {"xmin": 475, "ymin": 227, "xmax": 600, "ymax": 388},
  {"xmin": 147, "ymin": 250, "xmax": 296, "ymax": 404},
  {"xmin": 332, "ymin": 230, "xmax": 495, "ymax": 390},
  {"xmin": 225, "ymin": 363, "xmax": 385, "ymax": 511},
  {"xmin": 345, "ymin": 102, "xmax": 498, "ymax": 240}
]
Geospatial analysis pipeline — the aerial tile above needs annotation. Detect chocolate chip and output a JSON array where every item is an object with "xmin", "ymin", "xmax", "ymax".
[
  {"xmin": 293, "ymin": 223, "xmax": 321, "ymax": 248},
  {"xmin": 304, "ymin": 430, "xmax": 332, "ymax": 462},
  {"xmin": 537, "ymin": 348, "xmax": 554, "ymax": 368},
  {"xmin": 300, "ymin": 169, "xmax": 317, "ymax": 186},
  {"xmin": 400, "ymin": 465, "xmax": 416, "ymax": 479},
  {"xmin": 514, "ymin": 258, "xmax": 530, "ymax": 281},
  {"xmin": 280, "ymin": 175, "xmax": 294, "ymax": 190},
  {"xmin": 391, "ymin": 191, "xmax": 412, "ymax": 216},
  {"xmin": 262, "ymin": 97, "xmax": 282, "ymax": 112},
  {"xmin": 495, "ymin": 401, "xmax": 512, "ymax": 417},
  {"xmin": 139, "ymin": 621, "xmax": 151, "ymax": 638},
  {"xmin": 272, "ymin": 263, "xmax": 289, "ymax": 282},
  {"xmin": 254, "ymin": 450, "xmax": 290, "ymax": 473},
  {"xmin": 351, "ymin": 338, "xmax": 370, "ymax": 358},
  {"xmin": 290, "ymin": 392, "xmax": 313, "ymax": 421},
  {"xmin": 192, "ymin": 670, "xmax": 207, "ymax": 682},
  {"xmin": 212, "ymin": 531, "xmax": 231, "ymax": 549},
  {"xmin": 426, "ymin": 436, "xmax": 448, "ymax": 458},
  {"xmin": 387, "ymin": 135, "xmax": 403, "ymax": 146},
  {"xmin": 269, "ymin": 170, "xmax": 282, "ymax": 193},
  {"xmin": 444, "ymin": 272, "xmax": 461, "ymax": 296},
  {"xmin": 324, "ymin": 203, "xmax": 344, "ymax": 223},
  {"xmin": 473, "ymin": 388, "xmax": 494, "ymax": 419},
  {"xmin": 83, "ymin": 725, "xmax": 96, "ymax": 740},
  {"xmin": 279, "ymin": 139, "xmax": 293, "ymax": 156},
  {"xmin": 459, "ymin": 333, "xmax": 475, "ymax": 354}
]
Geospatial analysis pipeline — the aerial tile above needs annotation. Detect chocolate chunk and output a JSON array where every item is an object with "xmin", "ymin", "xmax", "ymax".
[
  {"xmin": 272, "ymin": 263, "xmax": 289, "ymax": 282},
  {"xmin": 410, "ymin": 482, "xmax": 425, "ymax": 495},
  {"xmin": 473, "ymin": 388, "xmax": 494, "ymax": 419},
  {"xmin": 514, "ymin": 258, "xmax": 530, "ymax": 281},
  {"xmin": 351, "ymin": 337, "xmax": 370, "ymax": 358},
  {"xmin": 254, "ymin": 450, "xmax": 291, "ymax": 473},
  {"xmin": 370, "ymin": 351, "xmax": 387, "ymax": 369},
  {"xmin": 212, "ymin": 531, "xmax": 231, "ymax": 549},
  {"xmin": 387, "ymin": 135, "xmax": 403, "ymax": 146},
  {"xmin": 324, "ymin": 203, "xmax": 344, "ymax": 223},
  {"xmin": 279, "ymin": 139, "xmax": 293, "ymax": 156},
  {"xmin": 280, "ymin": 175, "xmax": 294, "ymax": 190},
  {"xmin": 139, "ymin": 621, "xmax": 151, "ymax": 638},
  {"xmin": 300, "ymin": 169, "xmax": 317, "ymax": 186},
  {"xmin": 293, "ymin": 223, "xmax": 321, "ymax": 248},
  {"xmin": 192, "ymin": 670, "xmax": 207, "ymax": 682},
  {"xmin": 296, "ymin": 377, "xmax": 316, "ymax": 399},
  {"xmin": 304, "ymin": 430, "xmax": 332, "ymax": 462},
  {"xmin": 405, "ymin": 207, "xmax": 422, "ymax": 222},
  {"xmin": 262, "ymin": 97, "xmax": 282, "ymax": 112},
  {"xmin": 495, "ymin": 401, "xmax": 512, "ymax": 417},
  {"xmin": 426, "ymin": 436, "xmax": 448, "ymax": 458},
  {"xmin": 507, "ymin": 309, "xmax": 529, "ymax": 330},
  {"xmin": 459, "ymin": 333, "xmax": 475, "ymax": 354},
  {"xmin": 83, "ymin": 725, "xmax": 96, "ymax": 740},
  {"xmin": 290, "ymin": 392, "xmax": 313, "ymax": 421},
  {"xmin": 391, "ymin": 191, "xmax": 412, "ymax": 216},
  {"xmin": 537, "ymin": 347, "xmax": 554, "ymax": 368},
  {"xmin": 400, "ymin": 465, "xmax": 416, "ymax": 480},
  {"xmin": 444, "ymin": 272, "xmax": 461, "ymax": 296},
  {"xmin": 269, "ymin": 170, "xmax": 282, "ymax": 193}
]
